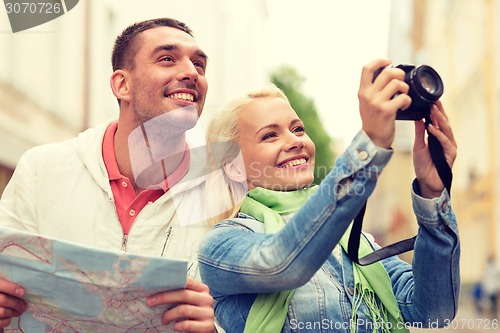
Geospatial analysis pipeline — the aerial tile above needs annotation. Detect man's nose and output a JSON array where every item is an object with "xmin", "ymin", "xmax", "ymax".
[{"xmin": 177, "ymin": 59, "xmax": 198, "ymax": 82}]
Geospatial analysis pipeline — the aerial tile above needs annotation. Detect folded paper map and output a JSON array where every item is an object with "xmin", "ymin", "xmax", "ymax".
[{"xmin": 0, "ymin": 226, "xmax": 187, "ymax": 332}]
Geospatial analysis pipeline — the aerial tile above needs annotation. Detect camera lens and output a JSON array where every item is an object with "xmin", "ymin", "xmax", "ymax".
[
  {"xmin": 412, "ymin": 65, "xmax": 443, "ymax": 101},
  {"xmin": 419, "ymin": 71, "xmax": 437, "ymax": 94}
]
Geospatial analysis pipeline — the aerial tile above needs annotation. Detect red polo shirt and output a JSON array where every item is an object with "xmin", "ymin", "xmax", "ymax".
[{"xmin": 102, "ymin": 122, "xmax": 190, "ymax": 235}]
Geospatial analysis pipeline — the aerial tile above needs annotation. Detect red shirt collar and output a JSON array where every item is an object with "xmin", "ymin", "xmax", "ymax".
[
  {"xmin": 102, "ymin": 122, "xmax": 121, "ymax": 181},
  {"xmin": 102, "ymin": 122, "xmax": 191, "ymax": 191}
]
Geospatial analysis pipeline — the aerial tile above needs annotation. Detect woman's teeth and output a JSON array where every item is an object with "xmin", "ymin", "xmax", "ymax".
[{"xmin": 277, "ymin": 158, "xmax": 307, "ymax": 168}]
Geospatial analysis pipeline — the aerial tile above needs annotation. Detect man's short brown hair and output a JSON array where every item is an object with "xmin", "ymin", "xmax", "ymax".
[{"xmin": 111, "ymin": 18, "xmax": 193, "ymax": 72}]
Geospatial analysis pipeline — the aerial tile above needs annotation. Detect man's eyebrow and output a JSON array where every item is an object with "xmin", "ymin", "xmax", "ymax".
[
  {"xmin": 152, "ymin": 44, "xmax": 177, "ymax": 55},
  {"xmin": 195, "ymin": 50, "xmax": 208, "ymax": 61},
  {"xmin": 152, "ymin": 44, "xmax": 208, "ymax": 61}
]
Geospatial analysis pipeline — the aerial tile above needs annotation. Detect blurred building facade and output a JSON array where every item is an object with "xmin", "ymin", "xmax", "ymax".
[
  {"xmin": 0, "ymin": 0, "xmax": 268, "ymax": 195},
  {"xmin": 366, "ymin": 0, "xmax": 500, "ymax": 283}
]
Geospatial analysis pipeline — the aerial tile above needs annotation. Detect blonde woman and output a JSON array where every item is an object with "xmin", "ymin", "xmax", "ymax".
[{"xmin": 199, "ymin": 59, "xmax": 459, "ymax": 333}]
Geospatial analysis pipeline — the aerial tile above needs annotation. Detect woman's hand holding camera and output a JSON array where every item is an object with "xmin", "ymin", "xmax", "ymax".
[
  {"xmin": 413, "ymin": 100, "xmax": 457, "ymax": 199},
  {"xmin": 358, "ymin": 58, "xmax": 457, "ymax": 199},
  {"xmin": 358, "ymin": 58, "xmax": 411, "ymax": 148}
]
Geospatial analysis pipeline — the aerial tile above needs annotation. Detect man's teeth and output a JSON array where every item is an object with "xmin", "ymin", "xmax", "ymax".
[
  {"xmin": 278, "ymin": 158, "xmax": 307, "ymax": 168},
  {"xmin": 167, "ymin": 93, "xmax": 194, "ymax": 102}
]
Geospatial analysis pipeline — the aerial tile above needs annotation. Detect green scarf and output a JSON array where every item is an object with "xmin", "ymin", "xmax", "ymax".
[{"xmin": 241, "ymin": 186, "xmax": 408, "ymax": 333}]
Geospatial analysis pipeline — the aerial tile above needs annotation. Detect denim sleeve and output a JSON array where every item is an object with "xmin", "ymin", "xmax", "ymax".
[
  {"xmin": 199, "ymin": 130, "xmax": 393, "ymax": 297},
  {"xmin": 381, "ymin": 180, "xmax": 460, "ymax": 326}
]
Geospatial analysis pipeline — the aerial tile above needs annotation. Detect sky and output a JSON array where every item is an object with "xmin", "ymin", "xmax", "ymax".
[{"xmin": 263, "ymin": 0, "xmax": 392, "ymax": 146}]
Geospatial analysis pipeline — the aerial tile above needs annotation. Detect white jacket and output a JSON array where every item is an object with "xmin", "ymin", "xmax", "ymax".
[{"xmin": 0, "ymin": 122, "xmax": 211, "ymax": 279}]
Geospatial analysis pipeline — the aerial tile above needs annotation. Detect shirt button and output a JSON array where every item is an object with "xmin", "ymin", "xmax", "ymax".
[
  {"xmin": 129, "ymin": 209, "xmax": 136, "ymax": 216},
  {"xmin": 347, "ymin": 287, "xmax": 354, "ymax": 296},
  {"xmin": 358, "ymin": 150, "xmax": 369, "ymax": 161},
  {"xmin": 121, "ymin": 181, "xmax": 128, "ymax": 188}
]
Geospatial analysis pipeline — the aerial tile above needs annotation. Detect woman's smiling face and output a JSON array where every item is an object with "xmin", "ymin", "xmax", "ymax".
[{"xmin": 236, "ymin": 97, "xmax": 316, "ymax": 191}]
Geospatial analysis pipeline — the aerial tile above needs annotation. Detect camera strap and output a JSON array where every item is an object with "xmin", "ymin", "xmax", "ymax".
[{"xmin": 347, "ymin": 118, "xmax": 452, "ymax": 266}]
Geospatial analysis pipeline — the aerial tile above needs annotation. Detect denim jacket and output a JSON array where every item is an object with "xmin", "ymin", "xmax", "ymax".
[{"xmin": 198, "ymin": 130, "xmax": 460, "ymax": 333}]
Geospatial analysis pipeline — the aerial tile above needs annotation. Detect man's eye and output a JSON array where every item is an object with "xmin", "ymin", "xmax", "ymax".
[
  {"xmin": 160, "ymin": 56, "xmax": 174, "ymax": 62},
  {"xmin": 193, "ymin": 61, "xmax": 204, "ymax": 68},
  {"xmin": 193, "ymin": 61, "xmax": 206, "ymax": 74}
]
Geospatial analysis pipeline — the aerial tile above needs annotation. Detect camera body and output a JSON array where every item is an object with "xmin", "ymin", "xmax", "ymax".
[{"xmin": 373, "ymin": 64, "xmax": 444, "ymax": 121}]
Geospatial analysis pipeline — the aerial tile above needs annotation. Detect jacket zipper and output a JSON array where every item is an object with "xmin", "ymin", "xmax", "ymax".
[
  {"xmin": 160, "ymin": 226, "xmax": 173, "ymax": 256},
  {"xmin": 121, "ymin": 234, "xmax": 128, "ymax": 252},
  {"xmin": 109, "ymin": 196, "xmax": 130, "ymax": 252},
  {"xmin": 120, "ymin": 201, "xmax": 155, "ymax": 252}
]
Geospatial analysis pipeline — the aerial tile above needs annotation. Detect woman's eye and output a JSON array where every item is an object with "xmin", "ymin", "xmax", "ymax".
[
  {"xmin": 262, "ymin": 132, "xmax": 277, "ymax": 141},
  {"xmin": 292, "ymin": 126, "xmax": 305, "ymax": 133}
]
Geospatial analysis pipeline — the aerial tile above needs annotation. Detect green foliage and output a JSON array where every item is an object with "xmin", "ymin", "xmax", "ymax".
[{"xmin": 271, "ymin": 65, "xmax": 336, "ymax": 185}]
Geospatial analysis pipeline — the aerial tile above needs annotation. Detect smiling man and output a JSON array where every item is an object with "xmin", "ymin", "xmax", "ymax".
[{"xmin": 0, "ymin": 18, "xmax": 216, "ymax": 333}]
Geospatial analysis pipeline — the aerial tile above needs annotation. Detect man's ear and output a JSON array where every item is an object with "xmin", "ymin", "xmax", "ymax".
[
  {"xmin": 223, "ymin": 152, "xmax": 247, "ymax": 183},
  {"xmin": 110, "ymin": 70, "xmax": 131, "ymax": 103}
]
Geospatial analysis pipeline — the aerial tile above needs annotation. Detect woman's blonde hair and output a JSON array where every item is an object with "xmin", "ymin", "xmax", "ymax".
[{"xmin": 204, "ymin": 85, "xmax": 289, "ymax": 226}]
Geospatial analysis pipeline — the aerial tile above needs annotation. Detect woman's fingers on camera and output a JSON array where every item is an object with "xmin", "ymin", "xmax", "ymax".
[
  {"xmin": 369, "ymin": 64, "xmax": 410, "ymax": 112},
  {"xmin": 387, "ymin": 93, "xmax": 411, "ymax": 113},
  {"xmin": 391, "ymin": 91, "xmax": 411, "ymax": 112},
  {"xmin": 413, "ymin": 120, "xmax": 427, "ymax": 148},
  {"xmin": 360, "ymin": 60, "xmax": 410, "ymax": 115},
  {"xmin": 427, "ymin": 105, "xmax": 457, "ymax": 167},
  {"xmin": 360, "ymin": 59, "xmax": 392, "ymax": 87},
  {"xmin": 373, "ymin": 67, "xmax": 405, "ymax": 93},
  {"xmin": 434, "ymin": 100, "xmax": 448, "ymax": 119},
  {"xmin": 430, "ymin": 104, "xmax": 456, "ymax": 147},
  {"xmin": 427, "ymin": 123, "xmax": 457, "ymax": 167},
  {"xmin": 380, "ymin": 78, "xmax": 409, "ymax": 102}
]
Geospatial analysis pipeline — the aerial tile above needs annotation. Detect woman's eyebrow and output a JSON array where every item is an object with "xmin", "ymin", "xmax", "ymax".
[
  {"xmin": 256, "ymin": 124, "xmax": 279, "ymax": 136},
  {"xmin": 255, "ymin": 118, "xmax": 302, "ymax": 135}
]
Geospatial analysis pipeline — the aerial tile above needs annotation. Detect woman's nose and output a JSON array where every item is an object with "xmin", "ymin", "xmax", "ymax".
[{"xmin": 283, "ymin": 133, "xmax": 305, "ymax": 151}]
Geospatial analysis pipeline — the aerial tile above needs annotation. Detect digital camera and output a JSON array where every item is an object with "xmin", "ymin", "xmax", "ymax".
[{"xmin": 374, "ymin": 64, "xmax": 444, "ymax": 120}]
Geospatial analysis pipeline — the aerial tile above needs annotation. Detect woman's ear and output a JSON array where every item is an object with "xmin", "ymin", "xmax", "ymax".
[
  {"xmin": 110, "ymin": 70, "xmax": 131, "ymax": 103},
  {"xmin": 223, "ymin": 152, "xmax": 247, "ymax": 183}
]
